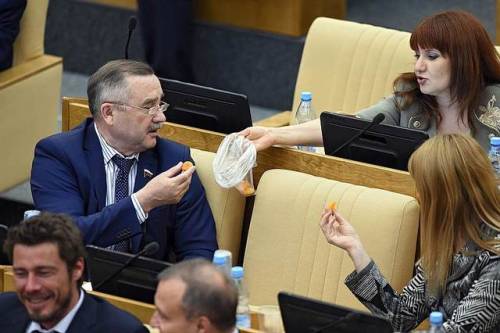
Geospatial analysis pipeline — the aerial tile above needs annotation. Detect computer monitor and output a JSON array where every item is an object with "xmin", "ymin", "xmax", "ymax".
[
  {"xmin": 278, "ymin": 292, "xmax": 393, "ymax": 333},
  {"xmin": 85, "ymin": 245, "xmax": 171, "ymax": 304},
  {"xmin": 160, "ymin": 78, "xmax": 253, "ymax": 134},
  {"xmin": 320, "ymin": 112, "xmax": 429, "ymax": 171}
]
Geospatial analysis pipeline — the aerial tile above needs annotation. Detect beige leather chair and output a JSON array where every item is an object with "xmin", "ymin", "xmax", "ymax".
[
  {"xmin": 257, "ymin": 17, "xmax": 414, "ymax": 127},
  {"xmin": 243, "ymin": 169, "xmax": 419, "ymax": 311},
  {"xmin": 190, "ymin": 148, "xmax": 246, "ymax": 264},
  {"xmin": 0, "ymin": 0, "xmax": 63, "ymax": 191}
]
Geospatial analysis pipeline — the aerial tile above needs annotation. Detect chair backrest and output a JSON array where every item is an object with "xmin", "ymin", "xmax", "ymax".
[
  {"xmin": 13, "ymin": 0, "xmax": 48, "ymax": 66},
  {"xmin": 290, "ymin": 17, "xmax": 414, "ymax": 121},
  {"xmin": 190, "ymin": 148, "xmax": 246, "ymax": 264},
  {"xmin": 243, "ymin": 169, "xmax": 419, "ymax": 311}
]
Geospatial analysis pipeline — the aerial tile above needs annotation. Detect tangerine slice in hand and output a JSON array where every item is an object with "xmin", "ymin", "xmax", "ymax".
[{"xmin": 181, "ymin": 161, "xmax": 193, "ymax": 172}]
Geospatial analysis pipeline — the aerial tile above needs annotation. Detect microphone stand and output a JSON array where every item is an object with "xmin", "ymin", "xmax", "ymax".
[{"xmin": 330, "ymin": 113, "xmax": 386, "ymax": 156}]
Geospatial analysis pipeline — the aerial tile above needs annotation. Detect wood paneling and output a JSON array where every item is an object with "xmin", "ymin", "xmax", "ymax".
[
  {"xmin": 194, "ymin": 0, "xmax": 346, "ymax": 36},
  {"xmin": 85, "ymin": 0, "xmax": 346, "ymax": 36}
]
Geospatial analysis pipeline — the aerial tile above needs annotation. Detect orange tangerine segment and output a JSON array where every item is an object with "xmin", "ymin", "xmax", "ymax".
[
  {"xmin": 328, "ymin": 201, "xmax": 337, "ymax": 211},
  {"xmin": 238, "ymin": 180, "xmax": 255, "ymax": 196},
  {"xmin": 181, "ymin": 161, "xmax": 193, "ymax": 172}
]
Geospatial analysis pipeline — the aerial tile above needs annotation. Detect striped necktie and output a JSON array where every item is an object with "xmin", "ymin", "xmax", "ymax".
[{"xmin": 111, "ymin": 155, "xmax": 135, "ymax": 252}]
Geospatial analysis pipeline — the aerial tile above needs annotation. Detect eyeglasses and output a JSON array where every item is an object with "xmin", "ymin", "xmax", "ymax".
[{"xmin": 109, "ymin": 101, "xmax": 168, "ymax": 116}]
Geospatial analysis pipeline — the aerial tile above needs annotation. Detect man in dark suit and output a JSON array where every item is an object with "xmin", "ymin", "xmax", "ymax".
[
  {"xmin": 31, "ymin": 59, "xmax": 217, "ymax": 261},
  {"xmin": 150, "ymin": 259, "xmax": 238, "ymax": 333},
  {"xmin": 0, "ymin": 212, "xmax": 147, "ymax": 333},
  {"xmin": 0, "ymin": 0, "xmax": 26, "ymax": 71}
]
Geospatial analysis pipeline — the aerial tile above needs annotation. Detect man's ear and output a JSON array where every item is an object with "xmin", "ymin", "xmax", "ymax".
[
  {"xmin": 72, "ymin": 257, "xmax": 85, "ymax": 282},
  {"xmin": 195, "ymin": 316, "xmax": 211, "ymax": 333},
  {"xmin": 100, "ymin": 102, "xmax": 115, "ymax": 125}
]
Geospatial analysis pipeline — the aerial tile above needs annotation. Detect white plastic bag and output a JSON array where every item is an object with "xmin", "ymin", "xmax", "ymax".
[{"xmin": 213, "ymin": 133, "xmax": 256, "ymax": 196}]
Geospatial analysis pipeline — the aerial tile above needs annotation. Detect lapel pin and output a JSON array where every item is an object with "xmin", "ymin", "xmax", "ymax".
[{"xmin": 143, "ymin": 169, "xmax": 154, "ymax": 179}]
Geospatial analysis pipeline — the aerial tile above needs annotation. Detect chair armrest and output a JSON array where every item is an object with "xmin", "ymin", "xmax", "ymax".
[
  {"xmin": 0, "ymin": 54, "xmax": 62, "ymax": 89},
  {"xmin": 253, "ymin": 111, "xmax": 291, "ymax": 127}
]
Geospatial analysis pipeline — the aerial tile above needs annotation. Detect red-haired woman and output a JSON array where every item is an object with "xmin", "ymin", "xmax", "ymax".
[
  {"xmin": 241, "ymin": 11, "xmax": 500, "ymax": 152},
  {"xmin": 320, "ymin": 134, "xmax": 500, "ymax": 332}
]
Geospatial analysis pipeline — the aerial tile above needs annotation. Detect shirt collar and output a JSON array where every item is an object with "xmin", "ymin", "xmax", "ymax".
[
  {"xmin": 94, "ymin": 123, "xmax": 139, "ymax": 164},
  {"xmin": 26, "ymin": 289, "xmax": 85, "ymax": 333}
]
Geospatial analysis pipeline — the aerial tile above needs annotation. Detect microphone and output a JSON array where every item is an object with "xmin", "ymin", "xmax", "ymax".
[
  {"xmin": 124, "ymin": 16, "xmax": 137, "ymax": 59},
  {"xmin": 330, "ymin": 113, "xmax": 385, "ymax": 156},
  {"xmin": 107, "ymin": 229, "xmax": 144, "ymax": 248},
  {"xmin": 311, "ymin": 313, "xmax": 360, "ymax": 333},
  {"xmin": 93, "ymin": 241, "xmax": 159, "ymax": 290}
]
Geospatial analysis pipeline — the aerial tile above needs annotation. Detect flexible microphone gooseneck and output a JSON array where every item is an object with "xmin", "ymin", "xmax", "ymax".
[
  {"xmin": 311, "ymin": 313, "xmax": 360, "ymax": 333},
  {"xmin": 108, "ymin": 230, "xmax": 144, "ymax": 249},
  {"xmin": 125, "ymin": 16, "xmax": 137, "ymax": 60},
  {"xmin": 93, "ymin": 241, "xmax": 159, "ymax": 290},
  {"xmin": 330, "ymin": 113, "xmax": 386, "ymax": 156}
]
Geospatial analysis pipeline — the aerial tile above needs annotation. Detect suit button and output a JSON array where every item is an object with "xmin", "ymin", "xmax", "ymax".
[{"xmin": 413, "ymin": 120, "xmax": 421, "ymax": 128}]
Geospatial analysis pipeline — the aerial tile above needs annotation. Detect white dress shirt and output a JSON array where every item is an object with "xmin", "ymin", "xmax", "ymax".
[{"xmin": 94, "ymin": 123, "xmax": 148, "ymax": 223}]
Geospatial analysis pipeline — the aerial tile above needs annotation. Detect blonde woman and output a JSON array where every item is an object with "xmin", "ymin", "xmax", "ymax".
[{"xmin": 320, "ymin": 134, "xmax": 500, "ymax": 332}]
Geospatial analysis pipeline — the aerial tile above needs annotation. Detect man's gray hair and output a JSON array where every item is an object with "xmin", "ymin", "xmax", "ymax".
[
  {"xmin": 158, "ymin": 259, "xmax": 238, "ymax": 332},
  {"xmin": 87, "ymin": 59, "xmax": 155, "ymax": 118}
]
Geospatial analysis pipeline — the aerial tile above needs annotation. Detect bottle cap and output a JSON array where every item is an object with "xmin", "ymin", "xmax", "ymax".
[
  {"xmin": 212, "ymin": 249, "xmax": 232, "ymax": 265},
  {"xmin": 300, "ymin": 91, "xmax": 312, "ymax": 101},
  {"xmin": 212, "ymin": 255, "xmax": 226, "ymax": 266},
  {"xmin": 23, "ymin": 210, "xmax": 40, "ymax": 220},
  {"xmin": 429, "ymin": 311, "xmax": 443, "ymax": 325},
  {"xmin": 231, "ymin": 266, "xmax": 244, "ymax": 279},
  {"xmin": 490, "ymin": 136, "xmax": 500, "ymax": 146}
]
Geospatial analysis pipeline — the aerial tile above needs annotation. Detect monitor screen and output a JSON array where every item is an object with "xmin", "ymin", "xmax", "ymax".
[
  {"xmin": 320, "ymin": 112, "xmax": 429, "ymax": 171},
  {"xmin": 160, "ymin": 79, "xmax": 253, "ymax": 134},
  {"xmin": 86, "ymin": 245, "xmax": 171, "ymax": 304},
  {"xmin": 278, "ymin": 292, "xmax": 393, "ymax": 333}
]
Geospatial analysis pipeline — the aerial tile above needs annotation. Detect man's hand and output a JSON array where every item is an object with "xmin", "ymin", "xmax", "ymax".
[{"xmin": 135, "ymin": 162, "xmax": 196, "ymax": 213}]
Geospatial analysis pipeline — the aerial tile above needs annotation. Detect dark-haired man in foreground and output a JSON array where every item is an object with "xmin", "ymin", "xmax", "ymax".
[{"xmin": 0, "ymin": 212, "xmax": 147, "ymax": 333}]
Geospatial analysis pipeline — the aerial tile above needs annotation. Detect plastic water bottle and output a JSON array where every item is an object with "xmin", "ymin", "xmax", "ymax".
[
  {"xmin": 489, "ymin": 136, "xmax": 500, "ymax": 178},
  {"xmin": 212, "ymin": 249, "xmax": 232, "ymax": 277},
  {"xmin": 428, "ymin": 311, "xmax": 444, "ymax": 333},
  {"xmin": 295, "ymin": 91, "xmax": 316, "ymax": 152},
  {"xmin": 23, "ymin": 210, "xmax": 40, "ymax": 220},
  {"xmin": 231, "ymin": 266, "xmax": 251, "ymax": 329}
]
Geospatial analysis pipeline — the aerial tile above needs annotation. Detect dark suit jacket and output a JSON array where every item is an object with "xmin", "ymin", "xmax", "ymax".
[
  {"xmin": 137, "ymin": 0, "xmax": 194, "ymax": 81},
  {"xmin": 31, "ymin": 118, "xmax": 218, "ymax": 261},
  {"xmin": 0, "ymin": 0, "xmax": 26, "ymax": 71},
  {"xmin": 0, "ymin": 291, "xmax": 147, "ymax": 333}
]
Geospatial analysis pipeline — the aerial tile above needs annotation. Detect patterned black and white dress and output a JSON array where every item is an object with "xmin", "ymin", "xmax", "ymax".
[{"xmin": 345, "ymin": 237, "xmax": 500, "ymax": 332}]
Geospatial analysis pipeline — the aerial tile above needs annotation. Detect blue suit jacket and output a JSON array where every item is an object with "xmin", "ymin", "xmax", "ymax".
[
  {"xmin": 0, "ymin": 0, "xmax": 26, "ymax": 71},
  {"xmin": 0, "ymin": 291, "xmax": 147, "ymax": 333},
  {"xmin": 31, "ymin": 118, "xmax": 218, "ymax": 261}
]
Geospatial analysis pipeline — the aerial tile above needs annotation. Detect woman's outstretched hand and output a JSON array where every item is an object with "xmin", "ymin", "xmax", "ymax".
[
  {"xmin": 319, "ymin": 205, "xmax": 371, "ymax": 273},
  {"xmin": 239, "ymin": 126, "xmax": 275, "ymax": 152}
]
